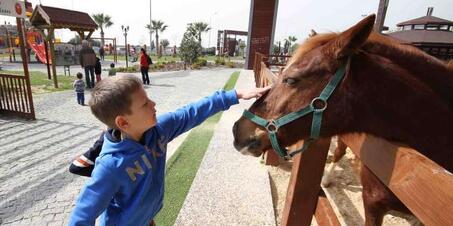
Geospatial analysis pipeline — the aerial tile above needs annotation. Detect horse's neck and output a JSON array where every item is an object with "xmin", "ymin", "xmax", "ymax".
[
  {"xmin": 365, "ymin": 42, "xmax": 453, "ymax": 107},
  {"xmin": 347, "ymin": 54, "xmax": 453, "ymax": 168}
]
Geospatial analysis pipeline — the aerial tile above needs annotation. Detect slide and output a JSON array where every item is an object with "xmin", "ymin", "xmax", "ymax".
[{"xmin": 27, "ymin": 39, "xmax": 52, "ymax": 64}]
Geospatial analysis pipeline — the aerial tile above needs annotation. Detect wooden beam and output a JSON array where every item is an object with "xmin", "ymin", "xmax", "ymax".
[
  {"xmin": 281, "ymin": 138, "xmax": 331, "ymax": 226},
  {"xmin": 315, "ymin": 190, "xmax": 341, "ymax": 226},
  {"xmin": 47, "ymin": 28, "xmax": 58, "ymax": 88},
  {"xmin": 341, "ymin": 133, "xmax": 453, "ymax": 226},
  {"xmin": 86, "ymin": 30, "xmax": 94, "ymax": 39},
  {"xmin": 16, "ymin": 18, "xmax": 35, "ymax": 120},
  {"xmin": 77, "ymin": 31, "xmax": 85, "ymax": 40}
]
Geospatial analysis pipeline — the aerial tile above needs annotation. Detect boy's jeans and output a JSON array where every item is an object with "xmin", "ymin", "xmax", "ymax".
[{"xmin": 77, "ymin": 92, "xmax": 85, "ymax": 105}]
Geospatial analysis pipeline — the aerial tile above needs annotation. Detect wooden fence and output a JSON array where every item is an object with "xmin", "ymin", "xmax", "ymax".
[
  {"xmin": 252, "ymin": 52, "xmax": 453, "ymax": 226},
  {"xmin": 0, "ymin": 73, "xmax": 35, "ymax": 119}
]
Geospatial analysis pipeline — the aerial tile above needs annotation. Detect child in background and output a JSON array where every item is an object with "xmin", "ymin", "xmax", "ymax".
[
  {"xmin": 95, "ymin": 57, "xmax": 102, "ymax": 82},
  {"xmin": 108, "ymin": 63, "xmax": 116, "ymax": 76},
  {"xmin": 73, "ymin": 72, "xmax": 85, "ymax": 105}
]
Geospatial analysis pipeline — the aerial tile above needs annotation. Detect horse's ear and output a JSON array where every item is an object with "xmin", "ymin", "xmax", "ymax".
[{"xmin": 331, "ymin": 14, "xmax": 376, "ymax": 59}]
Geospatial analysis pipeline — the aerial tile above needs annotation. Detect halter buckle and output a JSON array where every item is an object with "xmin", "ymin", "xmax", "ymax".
[
  {"xmin": 265, "ymin": 120, "xmax": 279, "ymax": 133},
  {"xmin": 310, "ymin": 97, "xmax": 327, "ymax": 112}
]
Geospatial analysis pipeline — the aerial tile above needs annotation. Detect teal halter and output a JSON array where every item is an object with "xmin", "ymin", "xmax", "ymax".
[{"xmin": 243, "ymin": 63, "xmax": 347, "ymax": 159}]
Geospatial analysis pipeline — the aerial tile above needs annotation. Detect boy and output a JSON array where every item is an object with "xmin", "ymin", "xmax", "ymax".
[
  {"xmin": 73, "ymin": 72, "xmax": 85, "ymax": 105},
  {"xmin": 69, "ymin": 75, "xmax": 270, "ymax": 225},
  {"xmin": 108, "ymin": 63, "xmax": 116, "ymax": 76}
]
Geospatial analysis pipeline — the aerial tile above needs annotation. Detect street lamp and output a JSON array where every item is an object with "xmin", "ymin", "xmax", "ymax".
[
  {"xmin": 121, "ymin": 25, "xmax": 129, "ymax": 68},
  {"xmin": 208, "ymin": 11, "xmax": 218, "ymax": 48},
  {"xmin": 149, "ymin": 0, "xmax": 152, "ymax": 53}
]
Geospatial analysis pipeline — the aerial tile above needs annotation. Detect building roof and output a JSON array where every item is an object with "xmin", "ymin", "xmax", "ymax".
[
  {"xmin": 30, "ymin": 5, "xmax": 97, "ymax": 31},
  {"xmin": 387, "ymin": 30, "xmax": 453, "ymax": 44},
  {"xmin": 397, "ymin": 15, "xmax": 453, "ymax": 26}
]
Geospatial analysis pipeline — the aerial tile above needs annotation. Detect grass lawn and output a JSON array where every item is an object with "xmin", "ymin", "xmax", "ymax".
[
  {"xmin": 2, "ymin": 70, "xmax": 75, "ymax": 93},
  {"xmin": 154, "ymin": 71, "xmax": 240, "ymax": 226}
]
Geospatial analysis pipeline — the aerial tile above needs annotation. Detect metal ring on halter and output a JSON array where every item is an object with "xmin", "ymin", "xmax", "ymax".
[
  {"xmin": 265, "ymin": 120, "xmax": 279, "ymax": 133},
  {"xmin": 310, "ymin": 97, "xmax": 328, "ymax": 112}
]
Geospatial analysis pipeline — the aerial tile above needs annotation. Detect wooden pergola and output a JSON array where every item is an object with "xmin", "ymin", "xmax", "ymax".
[{"xmin": 29, "ymin": 5, "xmax": 98, "ymax": 88}]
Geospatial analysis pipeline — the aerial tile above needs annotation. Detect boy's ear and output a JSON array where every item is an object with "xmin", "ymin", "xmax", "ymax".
[{"xmin": 115, "ymin": 116, "xmax": 129, "ymax": 131}]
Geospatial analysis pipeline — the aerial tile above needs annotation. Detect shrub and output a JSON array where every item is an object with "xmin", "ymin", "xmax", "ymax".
[
  {"xmin": 195, "ymin": 58, "xmax": 207, "ymax": 66},
  {"xmin": 226, "ymin": 61, "xmax": 235, "ymax": 68},
  {"xmin": 215, "ymin": 57, "xmax": 225, "ymax": 65},
  {"xmin": 191, "ymin": 63, "xmax": 201, "ymax": 70},
  {"xmin": 180, "ymin": 28, "xmax": 201, "ymax": 64}
]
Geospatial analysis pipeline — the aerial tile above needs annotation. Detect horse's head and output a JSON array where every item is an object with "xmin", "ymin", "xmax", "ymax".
[{"xmin": 233, "ymin": 15, "xmax": 376, "ymax": 157}]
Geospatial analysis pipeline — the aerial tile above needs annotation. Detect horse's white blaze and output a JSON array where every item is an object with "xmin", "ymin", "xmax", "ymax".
[
  {"xmin": 239, "ymin": 146, "xmax": 256, "ymax": 156},
  {"xmin": 321, "ymin": 161, "xmax": 337, "ymax": 187}
]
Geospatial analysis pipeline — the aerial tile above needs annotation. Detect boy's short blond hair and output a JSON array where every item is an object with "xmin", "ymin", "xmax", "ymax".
[{"xmin": 89, "ymin": 75, "xmax": 142, "ymax": 128}]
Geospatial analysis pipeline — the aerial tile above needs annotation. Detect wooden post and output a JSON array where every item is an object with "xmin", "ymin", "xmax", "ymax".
[
  {"xmin": 341, "ymin": 134, "xmax": 453, "ymax": 225},
  {"xmin": 6, "ymin": 28, "xmax": 12, "ymax": 62},
  {"xmin": 264, "ymin": 151, "xmax": 280, "ymax": 166},
  {"xmin": 44, "ymin": 40, "xmax": 51, "ymax": 79},
  {"xmin": 246, "ymin": 0, "xmax": 279, "ymax": 69},
  {"xmin": 281, "ymin": 138, "xmax": 331, "ymax": 226},
  {"xmin": 48, "ymin": 28, "xmax": 58, "ymax": 88},
  {"xmin": 16, "ymin": 17, "xmax": 35, "ymax": 120},
  {"xmin": 113, "ymin": 38, "xmax": 117, "ymax": 63},
  {"xmin": 315, "ymin": 189, "xmax": 341, "ymax": 226}
]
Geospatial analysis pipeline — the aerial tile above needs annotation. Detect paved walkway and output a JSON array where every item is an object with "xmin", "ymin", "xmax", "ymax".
[
  {"xmin": 0, "ymin": 68, "xmax": 236, "ymax": 225},
  {"xmin": 174, "ymin": 70, "xmax": 275, "ymax": 226},
  {"xmin": 0, "ymin": 59, "xmax": 128, "ymax": 77}
]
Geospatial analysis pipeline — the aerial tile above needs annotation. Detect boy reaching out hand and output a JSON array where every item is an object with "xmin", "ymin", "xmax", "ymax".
[{"xmin": 69, "ymin": 75, "xmax": 270, "ymax": 226}]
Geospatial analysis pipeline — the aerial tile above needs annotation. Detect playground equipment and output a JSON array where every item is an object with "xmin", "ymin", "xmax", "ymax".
[
  {"xmin": 90, "ymin": 37, "xmax": 117, "ymax": 62},
  {"xmin": 0, "ymin": 0, "xmax": 34, "ymax": 120},
  {"xmin": 216, "ymin": 30, "xmax": 247, "ymax": 56},
  {"xmin": 30, "ymin": 5, "xmax": 97, "ymax": 88},
  {"xmin": 26, "ymin": 31, "xmax": 51, "ymax": 64}
]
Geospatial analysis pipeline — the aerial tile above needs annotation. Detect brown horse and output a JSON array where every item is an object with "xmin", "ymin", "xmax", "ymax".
[{"xmin": 232, "ymin": 14, "xmax": 453, "ymax": 226}]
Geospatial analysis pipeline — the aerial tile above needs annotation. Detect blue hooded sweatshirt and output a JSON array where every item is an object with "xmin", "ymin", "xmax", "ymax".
[{"xmin": 69, "ymin": 90, "xmax": 239, "ymax": 226}]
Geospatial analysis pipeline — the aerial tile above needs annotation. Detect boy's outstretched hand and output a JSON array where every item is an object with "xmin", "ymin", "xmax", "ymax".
[{"xmin": 236, "ymin": 86, "xmax": 271, "ymax": 100}]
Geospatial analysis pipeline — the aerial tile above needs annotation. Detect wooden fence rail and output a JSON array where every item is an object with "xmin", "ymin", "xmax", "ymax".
[
  {"xmin": 0, "ymin": 73, "xmax": 35, "ymax": 119},
  {"xmin": 252, "ymin": 52, "xmax": 453, "ymax": 226}
]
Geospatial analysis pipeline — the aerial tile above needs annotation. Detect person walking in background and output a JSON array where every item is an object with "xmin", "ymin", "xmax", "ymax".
[
  {"xmin": 99, "ymin": 47, "xmax": 105, "ymax": 61},
  {"xmin": 139, "ymin": 48, "xmax": 151, "ymax": 85},
  {"xmin": 79, "ymin": 40, "xmax": 97, "ymax": 88},
  {"xmin": 73, "ymin": 72, "xmax": 85, "ymax": 106},
  {"xmin": 95, "ymin": 57, "xmax": 102, "ymax": 82}
]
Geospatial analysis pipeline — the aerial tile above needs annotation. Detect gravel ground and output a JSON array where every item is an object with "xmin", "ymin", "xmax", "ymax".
[{"xmin": 0, "ymin": 68, "xmax": 236, "ymax": 226}]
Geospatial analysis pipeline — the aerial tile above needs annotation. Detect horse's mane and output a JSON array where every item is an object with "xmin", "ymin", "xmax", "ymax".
[{"xmin": 290, "ymin": 32, "xmax": 453, "ymax": 108}]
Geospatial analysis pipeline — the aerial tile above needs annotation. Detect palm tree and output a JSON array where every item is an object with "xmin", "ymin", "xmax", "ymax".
[
  {"xmin": 160, "ymin": 39, "xmax": 169, "ymax": 55},
  {"xmin": 92, "ymin": 13, "xmax": 113, "ymax": 47},
  {"xmin": 282, "ymin": 36, "xmax": 298, "ymax": 54},
  {"xmin": 145, "ymin": 24, "xmax": 155, "ymax": 51},
  {"xmin": 287, "ymin": 36, "xmax": 297, "ymax": 46},
  {"xmin": 148, "ymin": 20, "xmax": 168, "ymax": 57},
  {"xmin": 188, "ymin": 22, "xmax": 210, "ymax": 46}
]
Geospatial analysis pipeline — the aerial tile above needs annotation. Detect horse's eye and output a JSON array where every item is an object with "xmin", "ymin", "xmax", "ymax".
[{"xmin": 283, "ymin": 78, "xmax": 298, "ymax": 85}]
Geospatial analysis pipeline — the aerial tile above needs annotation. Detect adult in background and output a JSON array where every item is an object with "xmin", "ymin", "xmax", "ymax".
[
  {"xmin": 139, "ymin": 48, "xmax": 151, "ymax": 85},
  {"xmin": 79, "ymin": 40, "xmax": 97, "ymax": 88},
  {"xmin": 99, "ymin": 46, "xmax": 105, "ymax": 61}
]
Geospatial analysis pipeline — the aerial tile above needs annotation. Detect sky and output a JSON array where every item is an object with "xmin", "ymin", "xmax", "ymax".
[{"xmin": 0, "ymin": 0, "xmax": 451, "ymax": 47}]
